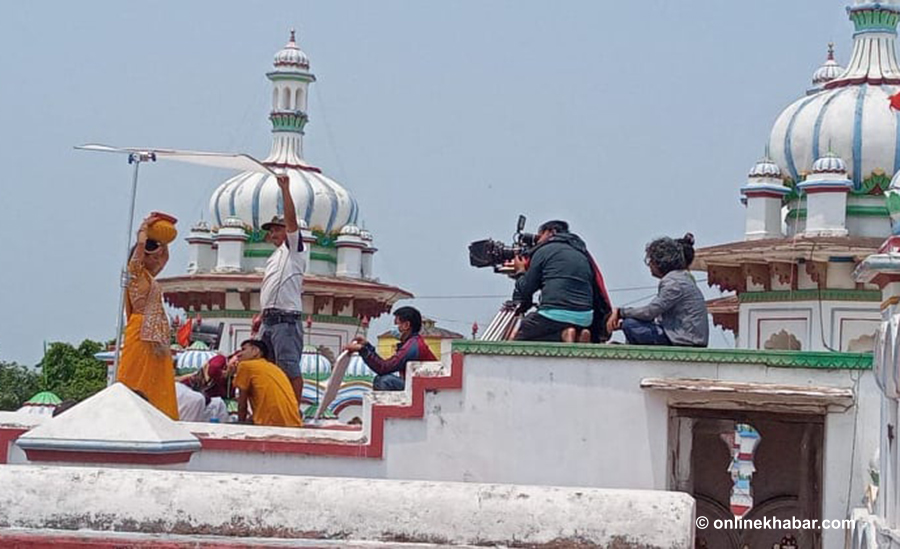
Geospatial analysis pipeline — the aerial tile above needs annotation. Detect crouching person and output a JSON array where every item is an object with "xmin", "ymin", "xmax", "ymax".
[
  {"xmin": 175, "ymin": 354, "xmax": 232, "ymax": 423},
  {"xmin": 606, "ymin": 236, "xmax": 708, "ymax": 347},
  {"xmin": 344, "ymin": 306, "xmax": 436, "ymax": 391},
  {"xmin": 232, "ymin": 339, "xmax": 303, "ymax": 427}
]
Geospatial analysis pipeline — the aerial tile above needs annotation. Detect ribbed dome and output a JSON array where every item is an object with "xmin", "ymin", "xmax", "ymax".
[
  {"xmin": 221, "ymin": 216, "xmax": 244, "ymax": 229},
  {"xmin": 274, "ymin": 30, "xmax": 309, "ymax": 70},
  {"xmin": 748, "ymin": 156, "xmax": 782, "ymax": 179},
  {"xmin": 769, "ymin": 84, "xmax": 900, "ymax": 187},
  {"xmin": 811, "ymin": 151, "xmax": 848, "ymax": 174},
  {"xmin": 211, "ymin": 169, "xmax": 358, "ymax": 233},
  {"xmin": 339, "ymin": 224, "xmax": 362, "ymax": 236},
  {"xmin": 769, "ymin": 4, "xmax": 900, "ymax": 189},
  {"xmin": 811, "ymin": 44, "xmax": 844, "ymax": 88},
  {"xmin": 300, "ymin": 352, "xmax": 332, "ymax": 375}
]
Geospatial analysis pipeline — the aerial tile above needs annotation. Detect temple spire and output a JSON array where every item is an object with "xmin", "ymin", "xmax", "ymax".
[
  {"xmin": 266, "ymin": 28, "xmax": 316, "ymax": 166},
  {"xmin": 825, "ymin": 4, "xmax": 900, "ymax": 88}
]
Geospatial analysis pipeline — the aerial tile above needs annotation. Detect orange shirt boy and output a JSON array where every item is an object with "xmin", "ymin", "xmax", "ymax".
[{"xmin": 232, "ymin": 340, "xmax": 303, "ymax": 428}]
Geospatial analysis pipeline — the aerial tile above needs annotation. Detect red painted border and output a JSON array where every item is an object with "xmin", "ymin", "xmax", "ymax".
[
  {"xmin": 872, "ymin": 273, "xmax": 900, "ymax": 288},
  {"xmin": 0, "ymin": 428, "xmax": 27, "ymax": 464},
  {"xmin": 743, "ymin": 191, "xmax": 787, "ymax": 199},
  {"xmin": 0, "ymin": 355, "xmax": 464, "ymax": 463},
  {"xmin": 198, "ymin": 353, "xmax": 464, "ymax": 459},
  {"xmin": 23, "ymin": 449, "xmax": 194, "ymax": 465},
  {"xmin": 878, "ymin": 236, "xmax": 900, "ymax": 254},
  {"xmin": 331, "ymin": 398, "xmax": 363, "ymax": 414},
  {"xmin": 801, "ymin": 187, "xmax": 851, "ymax": 194}
]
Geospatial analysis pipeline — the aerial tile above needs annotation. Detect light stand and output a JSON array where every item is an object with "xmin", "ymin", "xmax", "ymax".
[{"xmin": 110, "ymin": 152, "xmax": 156, "ymax": 384}]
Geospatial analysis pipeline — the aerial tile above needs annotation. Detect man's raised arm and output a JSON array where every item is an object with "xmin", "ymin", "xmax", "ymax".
[{"xmin": 277, "ymin": 173, "xmax": 300, "ymax": 234}]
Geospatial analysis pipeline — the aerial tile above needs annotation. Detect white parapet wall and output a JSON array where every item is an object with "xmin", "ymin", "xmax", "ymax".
[
  {"xmin": 0, "ymin": 464, "xmax": 695, "ymax": 548},
  {"xmin": 0, "ymin": 342, "xmax": 878, "ymax": 548}
]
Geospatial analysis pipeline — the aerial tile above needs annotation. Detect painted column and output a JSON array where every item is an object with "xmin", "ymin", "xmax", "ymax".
[
  {"xmin": 214, "ymin": 217, "xmax": 248, "ymax": 273},
  {"xmin": 361, "ymin": 229, "xmax": 376, "ymax": 279},
  {"xmin": 741, "ymin": 156, "xmax": 788, "ymax": 240},
  {"xmin": 799, "ymin": 153, "xmax": 852, "ymax": 237},
  {"xmin": 186, "ymin": 221, "xmax": 215, "ymax": 274},
  {"xmin": 336, "ymin": 225, "xmax": 365, "ymax": 278}
]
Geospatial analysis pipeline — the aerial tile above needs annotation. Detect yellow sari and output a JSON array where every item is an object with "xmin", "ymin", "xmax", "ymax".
[{"xmin": 117, "ymin": 258, "xmax": 179, "ymax": 420}]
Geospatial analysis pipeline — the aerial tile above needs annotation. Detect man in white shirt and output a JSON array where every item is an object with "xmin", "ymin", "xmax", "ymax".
[{"xmin": 258, "ymin": 173, "xmax": 306, "ymax": 401}]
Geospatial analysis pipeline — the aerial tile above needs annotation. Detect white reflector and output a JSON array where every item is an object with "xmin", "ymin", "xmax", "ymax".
[{"xmin": 75, "ymin": 143, "xmax": 276, "ymax": 175}]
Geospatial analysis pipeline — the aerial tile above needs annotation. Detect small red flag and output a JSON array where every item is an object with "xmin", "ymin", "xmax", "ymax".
[
  {"xmin": 177, "ymin": 318, "xmax": 193, "ymax": 347},
  {"xmin": 889, "ymin": 91, "xmax": 900, "ymax": 111}
]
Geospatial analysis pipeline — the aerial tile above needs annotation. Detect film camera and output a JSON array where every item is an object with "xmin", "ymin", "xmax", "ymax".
[{"xmin": 468, "ymin": 215, "xmax": 540, "ymax": 275}]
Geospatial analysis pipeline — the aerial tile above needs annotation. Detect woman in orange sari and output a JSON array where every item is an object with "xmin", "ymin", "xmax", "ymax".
[{"xmin": 117, "ymin": 213, "xmax": 179, "ymax": 419}]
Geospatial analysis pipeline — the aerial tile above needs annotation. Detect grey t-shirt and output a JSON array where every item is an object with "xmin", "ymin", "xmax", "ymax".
[{"xmin": 621, "ymin": 270, "xmax": 709, "ymax": 347}]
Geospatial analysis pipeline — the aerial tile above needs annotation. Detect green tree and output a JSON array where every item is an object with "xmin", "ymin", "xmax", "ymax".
[
  {"xmin": 38, "ymin": 339, "xmax": 108, "ymax": 402},
  {"xmin": 0, "ymin": 361, "xmax": 40, "ymax": 411}
]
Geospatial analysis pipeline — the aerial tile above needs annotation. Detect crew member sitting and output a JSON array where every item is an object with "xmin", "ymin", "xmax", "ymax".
[
  {"xmin": 512, "ymin": 220, "xmax": 612, "ymax": 342},
  {"xmin": 606, "ymin": 236, "xmax": 708, "ymax": 347},
  {"xmin": 231, "ymin": 339, "xmax": 303, "ymax": 427},
  {"xmin": 175, "ymin": 354, "xmax": 231, "ymax": 423},
  {"xmin": 344, "ymin": 306, "xmax": 437, "ymax": 391}
]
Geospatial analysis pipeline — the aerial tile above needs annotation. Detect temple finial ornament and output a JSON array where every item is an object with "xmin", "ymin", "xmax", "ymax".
[
  {"xmin": 827, "ymin": 42, "xmax": 835, "ymax": 60},
  {"xmin": 290, "ymin": 28, "xmax": 296, "ymax": 43}
]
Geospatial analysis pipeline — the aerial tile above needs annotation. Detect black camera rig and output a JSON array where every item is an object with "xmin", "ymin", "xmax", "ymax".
[{"xmin": 468, "ymin": 215, "xmax": 539, "ymax": 275}]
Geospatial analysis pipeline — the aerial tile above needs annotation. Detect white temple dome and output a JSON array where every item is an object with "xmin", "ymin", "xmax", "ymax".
[
  {"xmin": 811, "ymin": 44, "xmax": 844, "ymax": 88},
  {"xmin": 211, "ymin": 169, "xmax": 358, "ymax": 233},
  {"xmin": 810, "ymin": 151, "xmax": 848, "ymax": 175},
  {"xmin": 209, "ymin": 30, "xmax": 359, "ymax": 234},
  {"xmin": 273, "ymin": 30, "xmax": 310, "ymax": 70},
  {"xmin": 748, "ymin": 155, "xmax": 782, "ymax": 179},
  {"xmin": 222, "ymin": 216, "xmax": 245, "ymax": 229},
  {"xmin": 768, "ymin": 4, "xmax": 900, "ymax": 189},
  {"xmin": 339, "ymin": 224, "xmax": 362, "ymax": 236}
]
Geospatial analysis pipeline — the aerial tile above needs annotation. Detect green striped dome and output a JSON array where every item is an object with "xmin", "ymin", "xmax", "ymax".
[{"xmin": 25, "ymin": 391, "xmax": 62, "ymax": 406}]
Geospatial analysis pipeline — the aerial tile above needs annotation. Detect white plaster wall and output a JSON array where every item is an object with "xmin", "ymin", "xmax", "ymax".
[
  {"xmin": 827, "ymin": 262, "xmax": 858, "ymax": 289},
  {"xmin": 739, "ymin": 300, "xmax": 880, "ymax": 351},
  {"xmin": 176, "ymin": 354, "xmax": 877, "ymax": 548},
  {"xmin": 309, "ymin": 258, "xmax": 334, "ymax": 276},
  {"xmin": 3, "ymin": 354, "xmax": 878, "ymax": 548},
  {"xmin": 806, "ymin": 192, "xmax": 849, "ymax": 236},
  {"xmin": 0, "ymin": 465, "xmax": 695, "ymax": 548},
  {"xmin": 224, "ymin": 293, "xmax": 243, "ymax": 310},
  {"xmin": 847, "ymin": 195, "xmax": 891, "ymax": 238},
  {"xmin": 848, "ymin": 215, "xmax": 892, "ymax": 238}
]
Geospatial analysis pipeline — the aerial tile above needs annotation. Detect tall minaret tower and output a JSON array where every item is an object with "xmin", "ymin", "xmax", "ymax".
[{"xmin": 266, "ymin": 29, "xmax": 316, "ymax": 165}]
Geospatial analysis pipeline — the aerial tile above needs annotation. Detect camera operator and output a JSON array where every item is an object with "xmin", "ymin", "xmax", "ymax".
[{"xmin": 512, "ymin": 220, "xmax": 611, "ymax": 342}]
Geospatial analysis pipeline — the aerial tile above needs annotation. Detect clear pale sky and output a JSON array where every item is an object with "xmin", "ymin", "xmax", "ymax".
[{"xmin": 0, "ymin": 1, "xmax": 852, "ymax": 364}]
